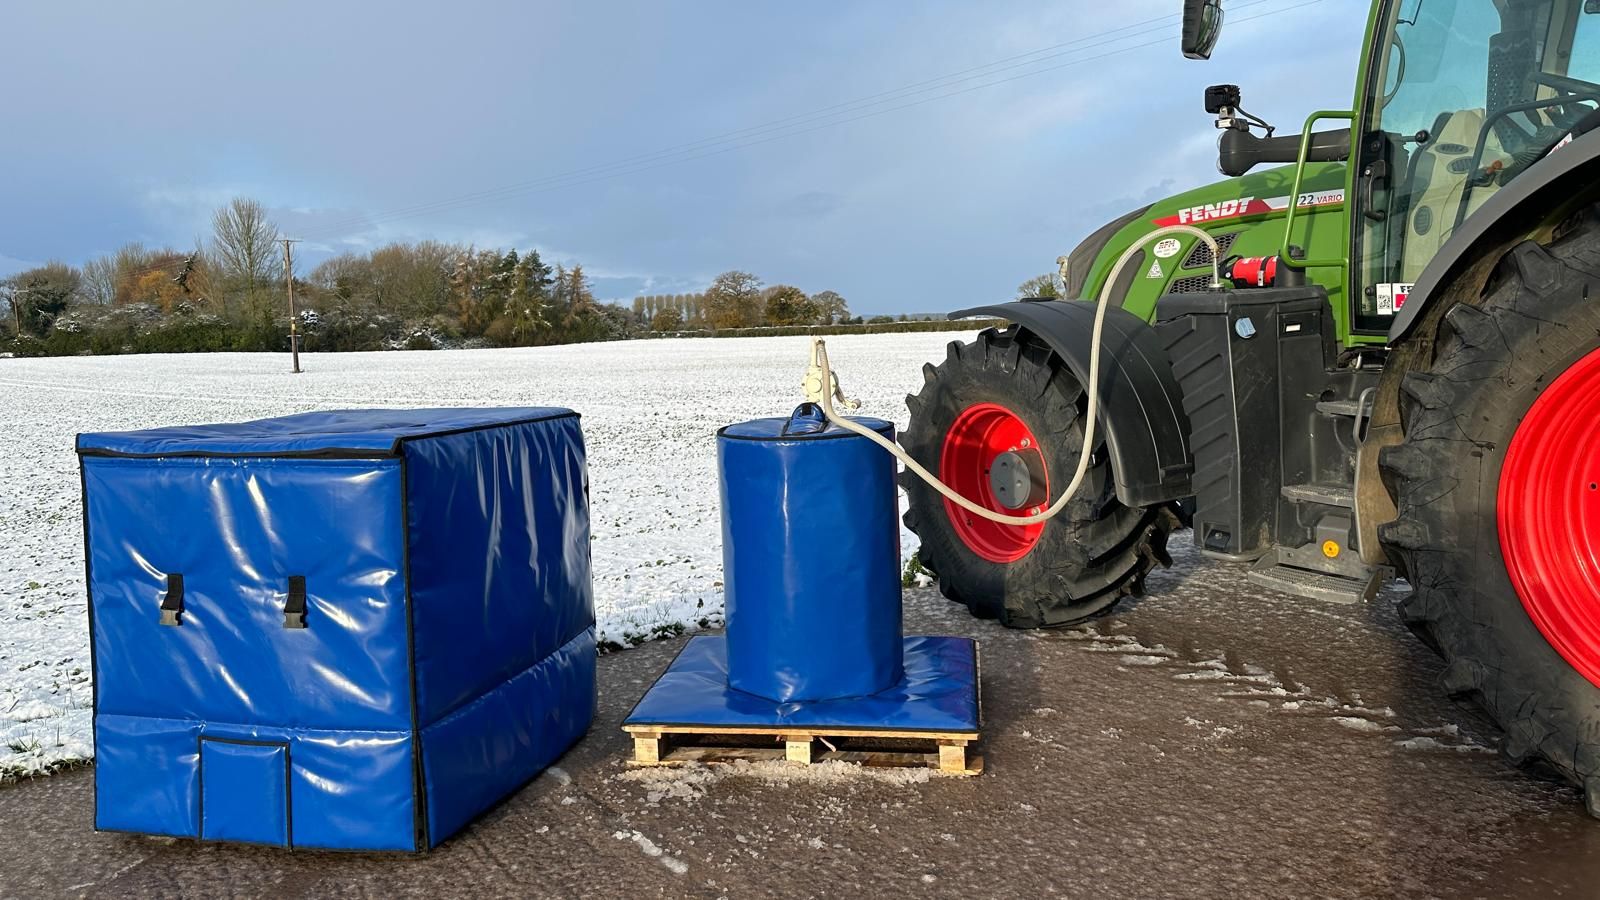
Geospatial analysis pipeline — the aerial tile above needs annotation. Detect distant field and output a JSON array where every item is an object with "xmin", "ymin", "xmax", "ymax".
[
  {"xmin": 651, "ymin": 317, "xmax": 1005, "ymax": 339},
  {"xmin": 0, "ymin": 331, "xmax": 980, "ymax": 778}
]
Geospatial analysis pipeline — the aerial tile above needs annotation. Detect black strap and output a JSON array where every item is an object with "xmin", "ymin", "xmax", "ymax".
[
  {"xmin": 780, "ymin": 403, "xmax": 829, "ymax": 436},
  {"xmin": 159, "ymin": 573, "xmax": 184, "ymax": 627},
  {"xmin": 283, "ymin": 575, "xmax": 308, "ymax": 629}
]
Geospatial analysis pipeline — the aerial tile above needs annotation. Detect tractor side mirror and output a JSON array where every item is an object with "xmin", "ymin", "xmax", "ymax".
[{"xmin": 1182, "ymin": 0, "xmax": 1225, "ymax": 59}]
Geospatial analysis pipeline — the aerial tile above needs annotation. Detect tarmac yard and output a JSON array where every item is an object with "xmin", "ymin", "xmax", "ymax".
[{"xmin": 5, "ymin": 539, "xmax": 1600, "ymax": 898}]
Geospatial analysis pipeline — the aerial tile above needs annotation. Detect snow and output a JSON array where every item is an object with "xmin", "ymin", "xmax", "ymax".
[
  {"xmin": 1396, "ymin": 736, "xmax": 1496, "ymax": 754},
  {"xmin": 613, "ymin": 829, "xmax": 688, "ymax": 874},
  {"xmin": 1331, "ymin": 716, "xmax": 1399, "ymax": 734},
  {"xmin": 1119, "ymin": 655, "xmax": 1172, "ymax": 666},
  {"xmin": 613, "ymin": 758, "xmax": 934, "ymax": 806},
  {"xmin": 620, "ymin": 765, "xmax": 729, "ymax": 804},
  {"xmin": 0, "ymin": 332, "xmax": 980, "ymax": 778},
  {"xmin": 1062, "ymin": 619, "xmax": 1487, "ymax": 752}
]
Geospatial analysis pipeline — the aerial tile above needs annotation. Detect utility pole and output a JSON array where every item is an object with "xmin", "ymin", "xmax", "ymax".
[
  {"xmin": 280, "ymin": 239, "xmax": 302, "ymax": 374},
  {"xmin": 8, "ymin": 287, "xmax": 31, "ymax": 337}
]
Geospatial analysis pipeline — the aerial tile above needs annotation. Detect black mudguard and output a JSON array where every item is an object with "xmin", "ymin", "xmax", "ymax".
[
  {"xmin": 1391, "ymin": 129, "xmax": 1600, "ymax": 343},
  {"xmin": 951, "ymin": 300, "xmax": 1193, "ymax": 508}
]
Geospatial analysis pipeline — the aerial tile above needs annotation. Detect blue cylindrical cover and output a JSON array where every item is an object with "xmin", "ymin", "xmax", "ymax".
[{"xmin": 718, "ymin": 405, "xmax": 904, "ymax": 702}]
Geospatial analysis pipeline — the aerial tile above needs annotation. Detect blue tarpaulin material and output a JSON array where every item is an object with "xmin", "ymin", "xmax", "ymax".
[
  {"xmin": 717, "ymin": 407, "xmax": 904, "ymax": 702},
  {"xmin": 624, "ymin": 635, "xmax": 980, "ymax": 734},
  {"xmin": 77, "ymin": 408, "xmax": 597, "ymax": 851}
]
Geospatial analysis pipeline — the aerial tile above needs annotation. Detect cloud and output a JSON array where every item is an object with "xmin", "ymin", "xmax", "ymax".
[
  {"xmin": 777, "ymin": 191, "xmax": 845, "ymax": 218},
  {"xmin": 589, "ymin": 273, "xmax": 709, "ymax": 303},
  {"xmin": 0, "ymin": 252, "xmax": 42, "ymax": 279},
  {"xmin": 0, "ymin": 0, "xmax": 1368, "ymax": 312}
]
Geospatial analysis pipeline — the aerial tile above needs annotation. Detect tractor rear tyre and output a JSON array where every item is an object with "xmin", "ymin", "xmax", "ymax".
[
  {"xmin": 1380, "ymin": 206, "xmax": 1600, "ymax": 813},
  {"xmin": 900, "ymin": 327, "xmax": 1176, "ymax": 628}
]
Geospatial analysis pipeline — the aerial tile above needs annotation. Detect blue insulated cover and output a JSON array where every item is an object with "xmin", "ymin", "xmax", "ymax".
[
  {"xmin": 624, "ymin": 635, "xmax": 979, "ymax": 734},
  {"xmin": 199, "ymin": 739, "xmax": 291, "ymax": 846},
  {"xmin": 83, "ymin": 455, "xmax": 421, "ymax": 850},
  {"xmin": 403, "ymin": 416, "xmax": 597, "ymax": 844},
  {"xmin": 79, "ymin": 408, "xmax": 595, "ymax": 852},
  {"xmin": 76, "ymin": 407, "xmax": 570, "ymax": 457},
  {"xmin": 717, "ymin": 407, "xmax": 904, "ymax": 702}
]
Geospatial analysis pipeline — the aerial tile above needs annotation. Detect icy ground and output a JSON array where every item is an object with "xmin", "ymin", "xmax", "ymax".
[{"xmin": 0, "ymin": 332, "xmax": 977, "ymax": 778}]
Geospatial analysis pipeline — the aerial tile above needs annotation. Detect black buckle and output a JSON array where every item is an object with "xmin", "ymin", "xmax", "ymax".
[
  {"xmin": 283, "ymin": 575, "xmax": 308, "ymax": 629},
  {"xmin": 159, "ymin": 573, "xmax": 184, "ymax": 627}
]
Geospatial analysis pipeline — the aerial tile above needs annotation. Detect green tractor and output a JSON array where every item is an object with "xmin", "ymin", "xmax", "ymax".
[{"xmin": 902, "ymin": 0, "xmax": 1600, "ymax": 811}]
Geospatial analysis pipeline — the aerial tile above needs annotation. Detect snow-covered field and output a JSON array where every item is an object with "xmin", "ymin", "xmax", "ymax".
[{"xmin": 0, "ymin": 331, "xmax": 977, "ymax": 778}]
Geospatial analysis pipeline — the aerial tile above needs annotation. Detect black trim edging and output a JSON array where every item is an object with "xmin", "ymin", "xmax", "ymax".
[{"xmin": 74, "ymin": 410, "xmax": 582, "ymax": 461}]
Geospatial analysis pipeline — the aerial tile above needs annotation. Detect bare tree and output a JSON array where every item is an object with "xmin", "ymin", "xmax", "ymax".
[
  {"xmin": 210, "ymin": 198, "xmax": 281, "ymax": 294},
  {"xmin": 369, "ymin": 241, "xmax": 455, "ymax": 319},
  {"xmin": 79, "ymin": 243, "xmax": 193, "ymax": 307},
  {"xmin": 310, "ymin": 252, "xmax": 374, "ymax": 298},
  {"xmin": 80, "ymin": 255, "xmax": 118, "ymax": 305},
  {"xmin": 1016, "ymin": 274, "xmax": 1058, "ymax": 300}
]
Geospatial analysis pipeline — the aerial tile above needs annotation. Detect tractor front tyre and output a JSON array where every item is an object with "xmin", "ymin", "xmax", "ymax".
[
  {"xmin": 899, "ymin": 327, "xmax": 1176, "ymax": 628},
  {"xmin": 1379, "ymin": 206, "xmax": 1600, "ymax": 813}
]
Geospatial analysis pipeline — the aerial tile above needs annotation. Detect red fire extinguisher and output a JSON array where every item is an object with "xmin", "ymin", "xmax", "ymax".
[
  {"xmin": 1226, "ymin": 255, "xmax": 1280, "ymax": 288},
  {"xmin": 1223, "ymin": 250, "xmax": 1307, "ymax": 289}
]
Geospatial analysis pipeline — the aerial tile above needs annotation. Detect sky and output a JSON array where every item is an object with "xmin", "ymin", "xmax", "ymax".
[{"xmin": 0, "ymin": 1, "xmax": 1369, "ymax": 313}]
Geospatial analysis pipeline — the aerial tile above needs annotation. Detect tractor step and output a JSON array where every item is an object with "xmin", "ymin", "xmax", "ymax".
[
  {"xmin": 1281, "ymin": 482, "xmax": 1355, "ymax": 508},
  {"xmin": 1246, "ymin": 554, "xmax": 1385, "ymax": 605},
  {"xmin": 1315, "ymin": 399, "xmax": 1362, "ymax": 417}
]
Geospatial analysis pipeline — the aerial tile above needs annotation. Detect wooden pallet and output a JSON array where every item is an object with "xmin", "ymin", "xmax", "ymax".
[{"xmin": 623, "ymin": 724, "xmax": 982, "ymax": 776}]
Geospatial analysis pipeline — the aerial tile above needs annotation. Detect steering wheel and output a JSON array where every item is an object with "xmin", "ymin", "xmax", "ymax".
[
  {"xmin": 1456, "ymin": 89, "xmax": 1600, "ymax": 228},
  {"xmin": 1534, "ymin": 71, "xmax": 1600, "ymax": 98},
  {"xmin": 1479, "ymin": 73, "xmax": 1600, "ymax": 160}
]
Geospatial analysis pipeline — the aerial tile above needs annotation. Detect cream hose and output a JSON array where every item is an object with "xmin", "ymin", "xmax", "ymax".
[{"xmin": 808, "ymin": 224, "xmax": 1220, "ymax": 526}]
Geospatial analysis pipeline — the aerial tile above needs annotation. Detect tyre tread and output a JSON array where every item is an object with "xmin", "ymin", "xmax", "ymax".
[
  {"xmin": 1380, "ymin": 211, "xmax": 1600, "ymax": 809},
  {"xmin": 900, "ymin": 327, "xmax": 1174, "ymax": 628}
]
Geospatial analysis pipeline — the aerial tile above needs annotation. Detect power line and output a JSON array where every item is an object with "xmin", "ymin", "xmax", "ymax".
[
  {"xmin": 309, "ymin": 33, "xmax": 1180, "ymax": 237},
  {"xmin": 111, "ymin": 0, "xmax": 1326, "ymax": 277},
  {"xmin": 280, "ymin": 238, "xmax": 302, "ymax": 373},
  {"xmin": 301, "ymin": 0, "xmax": 1290, "ymax": 238},
  {"xmin": 297, "ymin": 0, "xmax": 1312, "ymax": 241}
]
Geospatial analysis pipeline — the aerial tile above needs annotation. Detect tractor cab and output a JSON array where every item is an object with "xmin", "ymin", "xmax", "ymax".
[
  {"xmin": 1354, "ymin": 0, "xmax": 1600, "ymax": 329},
  {"xmin": 1187, "ymin": 0, "xmax": 1600, "ymax": 333}
]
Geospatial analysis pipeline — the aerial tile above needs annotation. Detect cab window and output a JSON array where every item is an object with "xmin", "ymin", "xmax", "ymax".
[{"xmin": 1354, "ymin": 0, "xmax": 1599, "ymax": 331}]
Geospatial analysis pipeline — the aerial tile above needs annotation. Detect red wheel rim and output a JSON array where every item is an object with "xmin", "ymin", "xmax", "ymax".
[
  {"xmin": 1499, "ymin": 345, "xmax": 1600, "ymax": 688},
  {"xmin": 939, "ymin": 403, "xmax": 1048, "ymax": 563}
]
